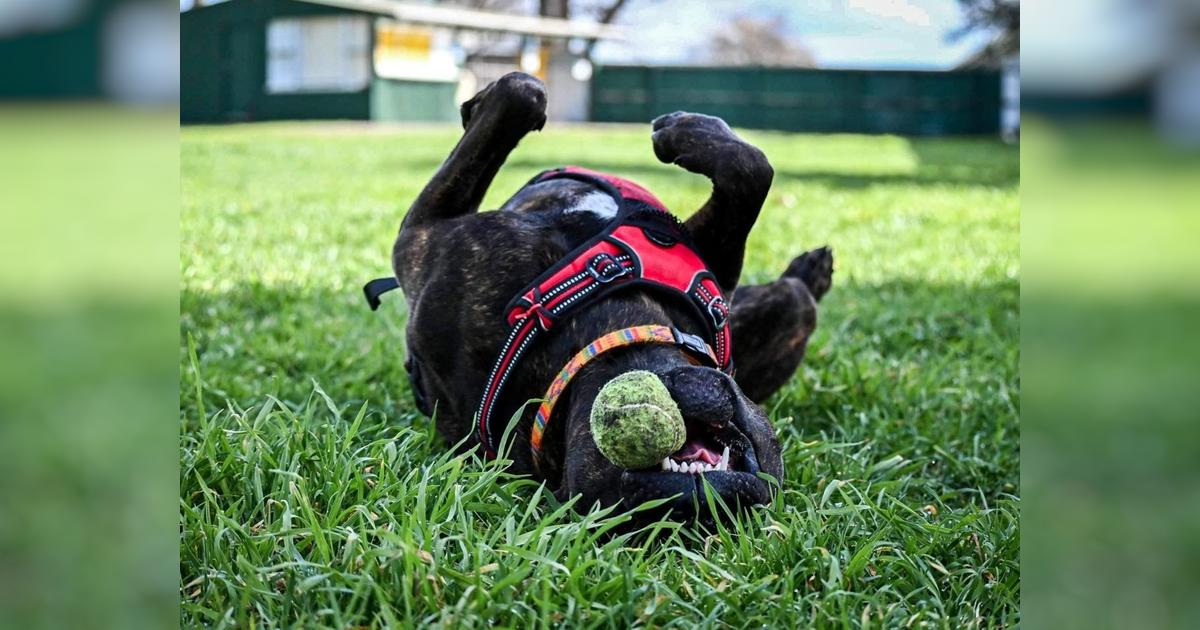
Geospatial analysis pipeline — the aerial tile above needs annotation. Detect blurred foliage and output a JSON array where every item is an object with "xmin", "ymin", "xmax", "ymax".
[
  {"xmin": 0, "ymin": 107, "xmax": 178, "ymax": 629},
  {"xmin": 1022, "ymin": 118, "xmax": 1200, "ymax": 628}
]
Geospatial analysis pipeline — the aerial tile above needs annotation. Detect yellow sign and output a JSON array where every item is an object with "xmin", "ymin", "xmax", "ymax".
[
  {"xmin": 372, "ymin": 20, "xmax": 459, "ymax": 82},
  {"xmin": 375, "ymin": 23, "xmax": 432, "ymax": 63}
]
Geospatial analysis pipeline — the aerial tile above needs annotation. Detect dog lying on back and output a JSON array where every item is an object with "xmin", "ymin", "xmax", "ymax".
[{"xmin": 370, "ymin": 73, "xmax": 832, "ymax": 522}]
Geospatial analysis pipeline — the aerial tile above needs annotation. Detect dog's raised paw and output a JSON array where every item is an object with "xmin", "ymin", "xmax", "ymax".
[
  {"xmin": 650, "ymin": 112, "xmax": 770, "ymax": 188},
  {"xmin": 784, "ymin": 246, "xmax": 834, "ymax": 302},
  {"xmin": 650, "ymin": 112, "xmax": 732, "ymax": 166},
  {"xmin": 460, "ymin": 72, "xmax": 547, "ymax": 133}
]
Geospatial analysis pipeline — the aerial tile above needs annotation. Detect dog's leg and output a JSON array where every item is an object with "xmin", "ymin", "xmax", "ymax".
[
  {"xmin": 651, "ymin": 112, "xmax": 774, "ymax": 291},
  {"xmin": 400, "ymin": 72, "xmax": 547, "ymax": 230},
  {"xmin": 729, "ymin": 247, "xmax": 833, "ymax": 402}
]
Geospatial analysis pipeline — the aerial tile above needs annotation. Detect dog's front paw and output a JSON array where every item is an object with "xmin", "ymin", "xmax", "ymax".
[
  {"xmin": 650, "ymin": 112, "xmax": 730, "ymax": 168},
  {"xmin": 650, "ymin": 112, "xmax": 769, "ymax": 187},
  {"xmin": 460, "ymin": 72, "xmax": 547, "ymax": 133}
]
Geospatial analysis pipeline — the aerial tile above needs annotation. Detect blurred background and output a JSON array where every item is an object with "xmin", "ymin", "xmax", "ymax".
[
  {"xmin": 1019, "ymin": 2, "xmax": 1200, "ymax": 629},
  {"xmin": 2, "ymin": 0, "xmax": 1200, "ymax": 627},
  {"xmin": 174, "ymin": 0, "xmax": 1017, "ymax": 136},
  {"xmin": 0, "ymin": 2, "xmax": 179, "ymax": 629}
]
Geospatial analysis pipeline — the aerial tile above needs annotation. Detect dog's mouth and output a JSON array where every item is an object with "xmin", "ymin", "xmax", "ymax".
[
  {"xmin": 616, "ymin": 372, "xmax": 765, "ymax": 482},
  {"xmin": 617, "ymin": 415, "xmax": 771, "ymax": 522},
  {"xmin": 583, "ymin": 364, "xmax": 778, "ymax": 522},
  {"xmin": 654, "ymin": 418, "xmax": 748, "ymax": 474}
]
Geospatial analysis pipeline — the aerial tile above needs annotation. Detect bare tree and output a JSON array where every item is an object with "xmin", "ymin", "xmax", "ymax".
[
  {"xmin": 952, "ymin": 0, "xmax": 1019, "ymax": 68},
  {"xmin": 708, "ymin": 16, "xmax": 816, "ymax": 67}
]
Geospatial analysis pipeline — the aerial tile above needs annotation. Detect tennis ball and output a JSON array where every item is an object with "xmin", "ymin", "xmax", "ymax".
[{"xmin": 589, "ymin": 370, "xmax": 686, "ymax": 469}]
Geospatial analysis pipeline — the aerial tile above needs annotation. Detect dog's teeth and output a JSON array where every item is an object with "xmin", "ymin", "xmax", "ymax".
[
  {"xmin": 671, "ymin": 460, "xmax": 681, "ymax": 473},
  {"xmin": 661, "ymin": 457, "xmax": 671, "ymax": 471},
  {"xmin": 721, "ymin": 446, "xmax": 730, "ymax": 471}
]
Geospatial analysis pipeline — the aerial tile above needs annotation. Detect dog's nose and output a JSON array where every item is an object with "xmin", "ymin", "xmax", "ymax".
[{"xmin": 659, "ymin": 365, "xmax": 738, "ymax": 429}]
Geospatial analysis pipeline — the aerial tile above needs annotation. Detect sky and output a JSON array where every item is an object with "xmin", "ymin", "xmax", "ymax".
[{"xmin": 591, "ymin": 0, "xmax": 994, "ymax": 69}]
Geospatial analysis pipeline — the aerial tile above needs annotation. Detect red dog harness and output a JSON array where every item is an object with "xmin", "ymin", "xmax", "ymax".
[{"xmin": 364, "ymin": 166, "xmax": 734, "ymax": 464}]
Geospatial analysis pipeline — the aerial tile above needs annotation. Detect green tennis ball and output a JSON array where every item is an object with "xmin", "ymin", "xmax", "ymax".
[{"xmin": 589, "ymin": 370, "xmax": 686, "ymax": 469}]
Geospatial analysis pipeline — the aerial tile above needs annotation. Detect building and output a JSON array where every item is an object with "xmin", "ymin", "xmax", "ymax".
[
  {"xmin": 180, "ymin": 0, "xmax": 619, "ymax": 123},
  {"xmin": 1, "ymin": 0, "xmax": 177, "ymax": 102}
]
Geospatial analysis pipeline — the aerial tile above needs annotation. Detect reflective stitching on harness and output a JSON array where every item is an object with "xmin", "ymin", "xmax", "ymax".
[
  {"xmin": 476, "ymin": 320, "xmax": 540, "ymax": 448},
  {"xmin": 541, "ymin": 271, "xmax": 589, "ymax": 300},
  {"xmin": 481, "ymin": 328, "xmax": 539, "ymax": 449},
  {"xmin": 520, "ymin": 255, "xmax": 632, "ymax": 311}
]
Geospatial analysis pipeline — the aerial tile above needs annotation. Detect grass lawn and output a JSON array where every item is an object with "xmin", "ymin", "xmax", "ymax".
[{"xmin": 180, "ymin": 122, "xmax": 1019, "ymax": 628}]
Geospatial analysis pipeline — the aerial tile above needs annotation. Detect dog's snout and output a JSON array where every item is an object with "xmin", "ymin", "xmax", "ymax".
[{"xmin": 661, "ymin": 365, "xmax": 737, "ymax": 428}]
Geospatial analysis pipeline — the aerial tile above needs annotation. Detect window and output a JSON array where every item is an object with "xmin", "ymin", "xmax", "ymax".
[{"xmin": 266, "ymin": 16, "xmax": 370, "ymax": 94}]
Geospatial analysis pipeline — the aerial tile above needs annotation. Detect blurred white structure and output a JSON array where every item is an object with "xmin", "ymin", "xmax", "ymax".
[
  {"xmin": 180, "ymin": 0, "xmax": 622, "ymax": 122},
  {"xmin": 104, "ymin": 1, "xmax": 179, "ymax": 103},
  {"xmin": 283, "ymin": 0, "xmax": 622, "ymax": 121},
  {"xmin": 1024, "ymin": 0, "xmax": 1200, "ymax": 143}
]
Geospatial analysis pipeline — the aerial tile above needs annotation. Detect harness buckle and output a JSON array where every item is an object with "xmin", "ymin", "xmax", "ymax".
[
  {"xmin": 706, "ymin": 295, "xmax": 729, "ymax": 328},
  {"xmin": 671, "ymin": 328, "xmax": 713, "ymax": 364},
  {"xmin": 587, "ymin": 253, "xmax": 629, "ymax": 284}
]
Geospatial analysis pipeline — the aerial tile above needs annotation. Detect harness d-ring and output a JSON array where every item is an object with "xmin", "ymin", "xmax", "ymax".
[
  {"xmin": 587, "ymin": 253, "xmax": 629, "ymax": 283},
  {"xmin": 706, "ymin": 295, "xmax": 729, "ymax": 328}
]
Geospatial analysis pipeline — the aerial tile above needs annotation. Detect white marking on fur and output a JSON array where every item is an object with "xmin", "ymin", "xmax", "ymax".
[{"xmin": 565, "ymin": 191, "xmax": 618, "ymax": 220}]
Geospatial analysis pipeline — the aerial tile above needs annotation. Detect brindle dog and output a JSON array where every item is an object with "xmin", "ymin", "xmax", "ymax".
[{"xmin": 390, "ymin": 72, "xmax": 833, "ymax": 521}]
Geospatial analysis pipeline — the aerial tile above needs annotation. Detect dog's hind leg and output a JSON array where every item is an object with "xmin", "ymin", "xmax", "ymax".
[
  {"xmin": 400, "ymin": 72, "xmax": 547, "ymax": 231},
  {"xmin": 650, "ymin": 112, "xmax": 774, "ymax": 292},
  {"xmin": 728, "ymin": 247, "xmax": 834, "ymax": 403}
]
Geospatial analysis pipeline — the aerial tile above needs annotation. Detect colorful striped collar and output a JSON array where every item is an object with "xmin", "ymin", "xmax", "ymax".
[{"xmin": 530, "ymin": 324, "xmax": 718, "ymax": 472}]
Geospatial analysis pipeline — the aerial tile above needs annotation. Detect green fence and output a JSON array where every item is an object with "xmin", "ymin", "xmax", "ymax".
[{"xmin": 591, "ymin": 66, "xmax": 1001, "ymax": 136}]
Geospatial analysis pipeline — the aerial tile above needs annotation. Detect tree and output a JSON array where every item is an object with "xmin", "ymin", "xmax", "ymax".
[
  {"xmin": 952, "ymin": 0, "xmax": 1019, "ymax": 68},
  {"xmin": 708, "ymin": 16, "xmax": 815, "ymax": 68}
]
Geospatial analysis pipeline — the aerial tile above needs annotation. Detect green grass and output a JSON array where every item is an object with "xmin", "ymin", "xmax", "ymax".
[{"xmin": 180, "ymin": 122, "xmax": 1019, "ymax": 628}]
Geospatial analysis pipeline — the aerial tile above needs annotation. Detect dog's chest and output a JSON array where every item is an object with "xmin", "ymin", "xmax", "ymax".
[{"xmin": 561, "ymin": 191, "xmax": 619, "ymax": 221}]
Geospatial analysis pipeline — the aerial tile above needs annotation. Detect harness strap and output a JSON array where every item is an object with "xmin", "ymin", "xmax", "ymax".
[
  {"xmin": 530, "ymin": 325, "xmax": 718, "ymax": 468},
  {"xmin": 472, "ymin": 249, "xmax": 636, "ymax": 455}
]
